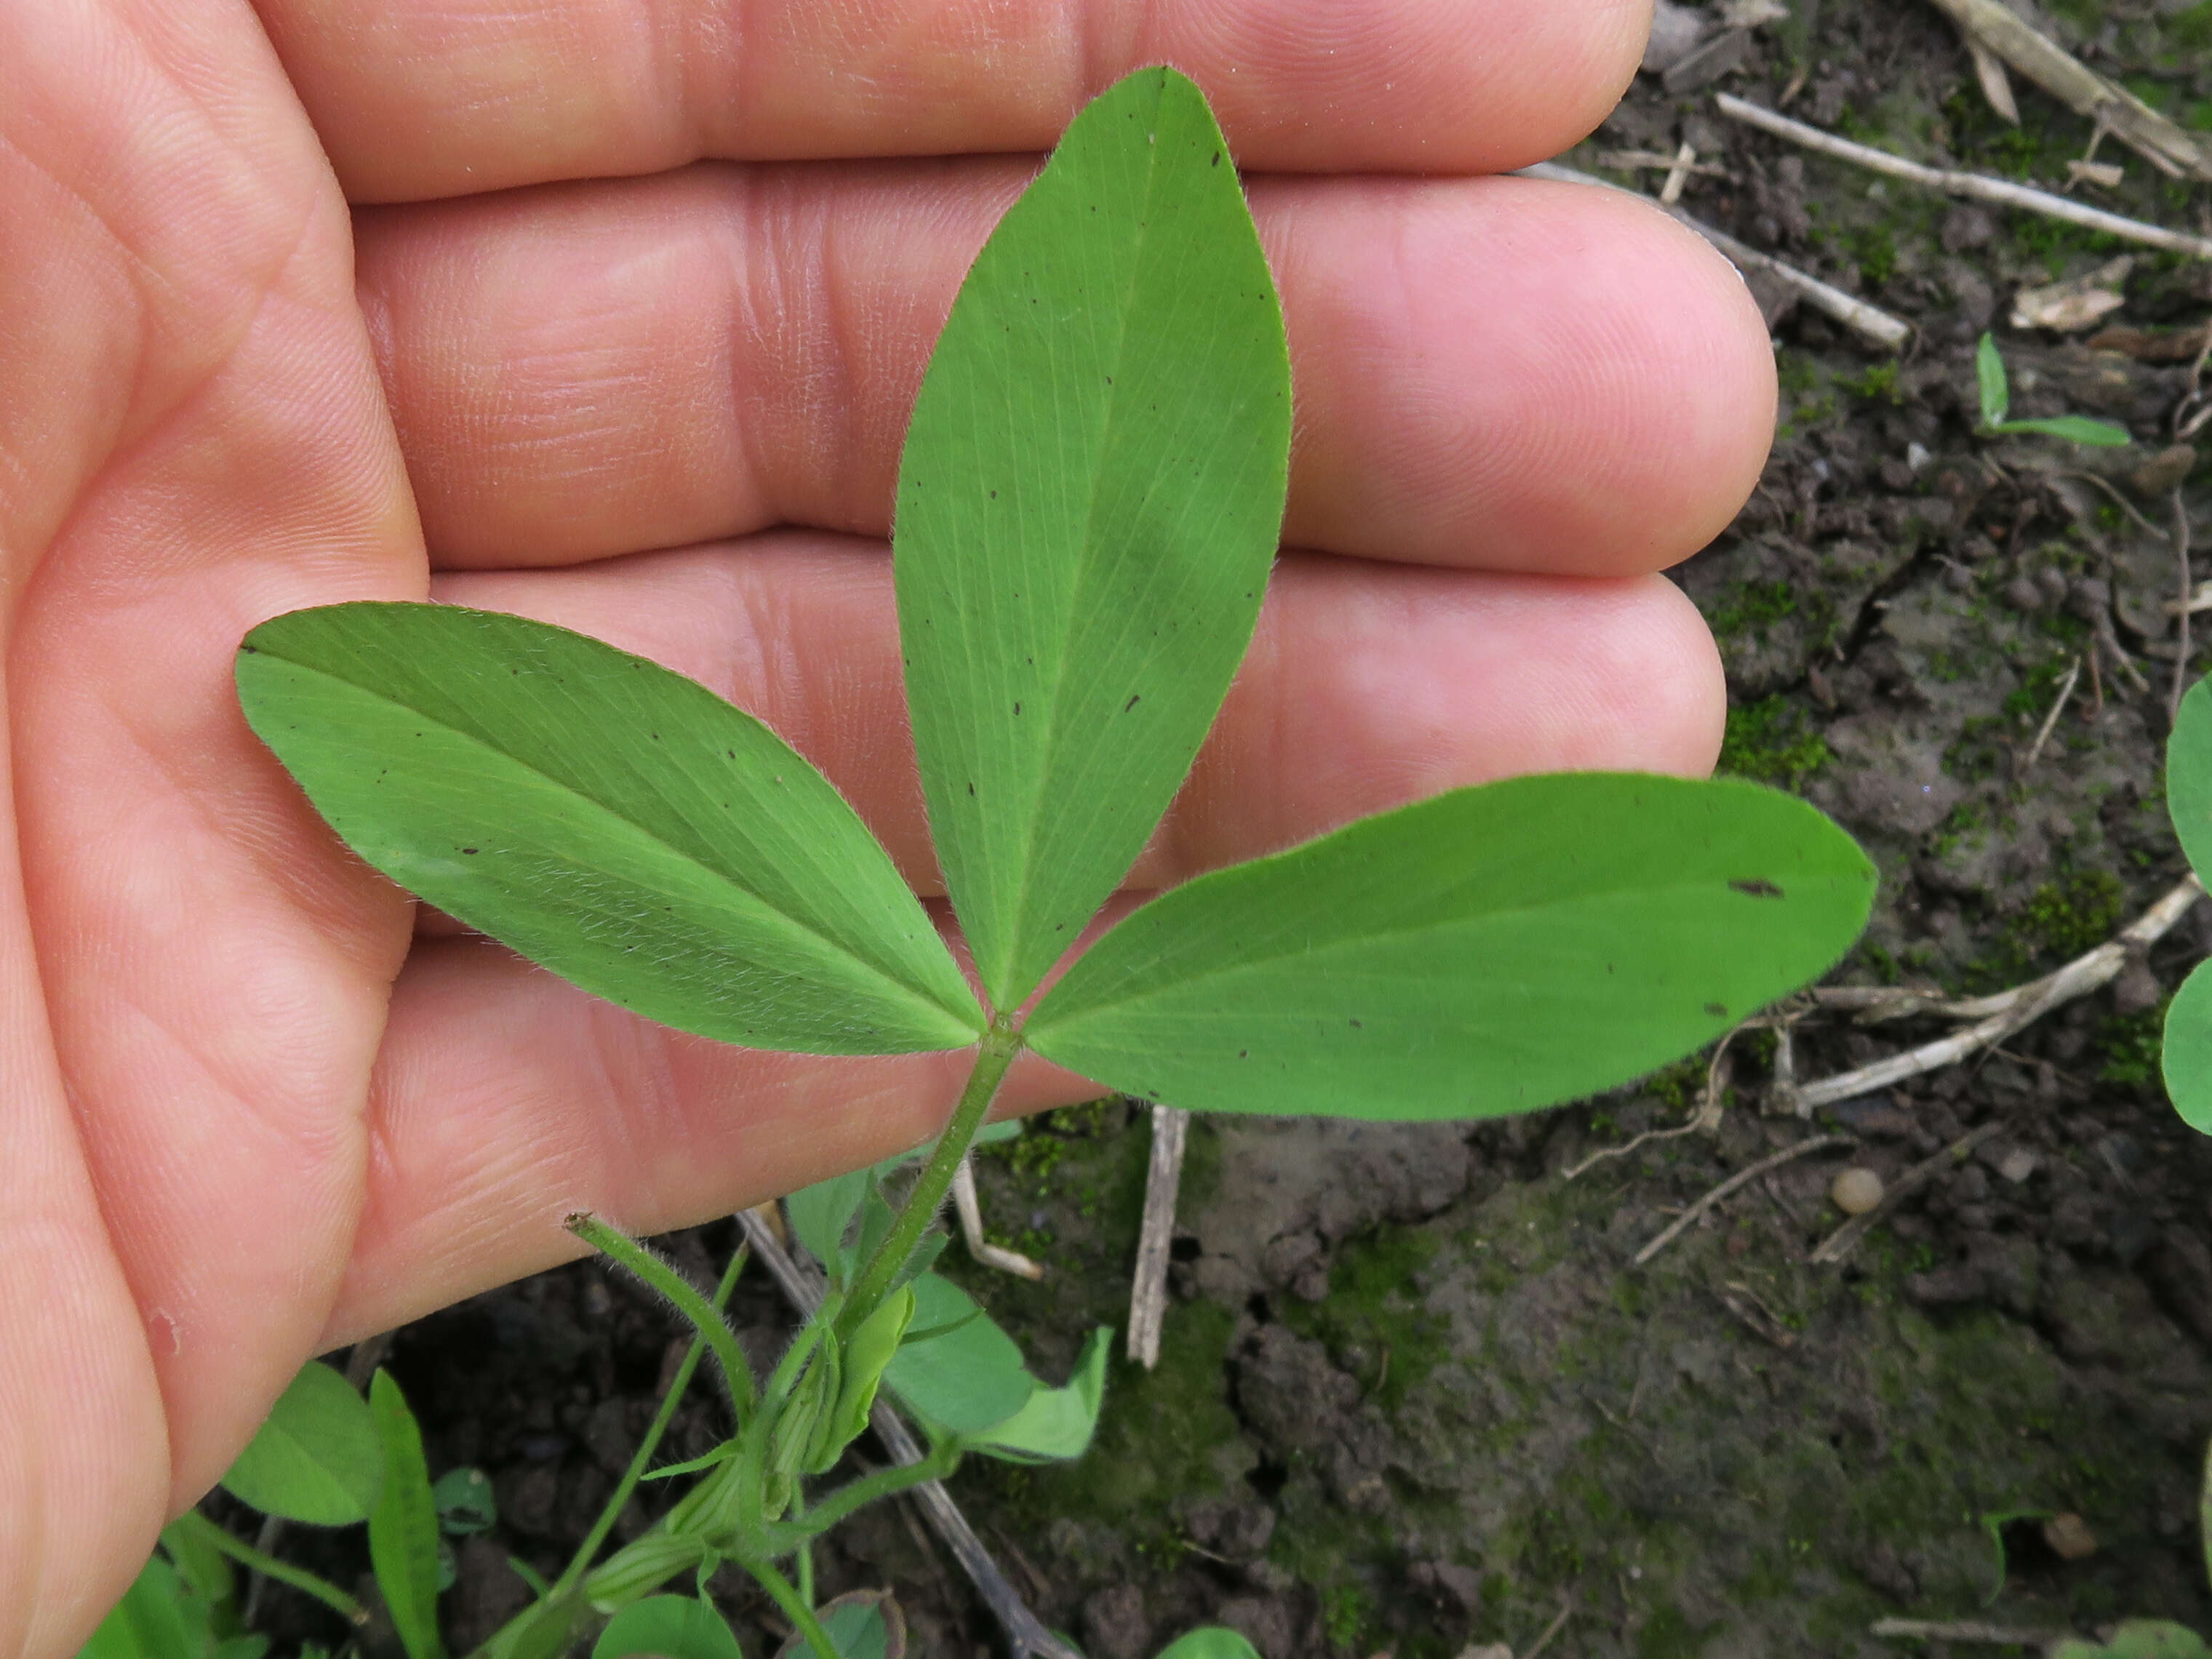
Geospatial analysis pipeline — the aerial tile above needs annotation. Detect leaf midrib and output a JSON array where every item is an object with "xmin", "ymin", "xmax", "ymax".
[
  {"xmin": 258, "ymin": 647, "xmax": 976, "ymax": 1034},
  {"xmin": 1034, "ymin": 868, "xmax": 1846, "ymax": 1030}
]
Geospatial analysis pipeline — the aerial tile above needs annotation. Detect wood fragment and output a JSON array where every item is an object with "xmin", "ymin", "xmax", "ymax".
[
  {"xmin": 1870, "ymin": 1616, "xmax": 2063, "ymax": 1647},
  {"xmin": 1520, "ymin": 161, "xmax": 1912, "ymax": 349},
  {"xmin": 1633, "ymin": 1135, "xmax": 1854, "ymax": 1267},
  {"xmin": 1920, "ymin": 0, "xmax": 2212, "ymax": 183},
  {"xmin": 735, "ymin": 1209, "xmax": 1083, "ymax": 1659},
  {"xmin": 1567, "ymin": 1026, "xmax": 1738, "ymax": 1180},
  {"xmin": 2019, "ymin": 653, "xmax": 2081, "ymax": 773},
  {"xmin": 1127, "ymin": 1104, "xmax": 1189, "ymax": 1369},
  {"xmin": 1521, "ymin": 1603, "xmax": 1574, "ymax": 1659},
  {"xmin": 1812, "ymin": 1124, "xmax": 2004, "ymax": 1265},
  {"xmin": 1795, "ymin": 876, "xmax": 2203, "ymax": 1109},
  {"xmin": 1714, "ymin": 92, "xmax": 2212, "ymax": 259},
  {"xmin": 951, "ymin": 1157, "xmax": 1044, "ymax": 1279},
  {"xmin": 1966, "ymin": 34, "xmax": 2019, "ymax": 124},
  {"xmin": 1660, "ymin": 139, "xmax": 1698, "ymax": 206}
]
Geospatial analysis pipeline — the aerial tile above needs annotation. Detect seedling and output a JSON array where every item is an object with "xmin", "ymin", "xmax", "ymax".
[
  {"xmin": 113, "ymin": 65, "xmax": 1875, "ymax": 1658},
  {"xmin": 1975, "ymin": 332, "xmax": 2132, "ymax": 447}
]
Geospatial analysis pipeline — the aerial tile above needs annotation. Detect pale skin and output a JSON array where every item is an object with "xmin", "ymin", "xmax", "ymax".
[{"xmin": 0, "ymin": 1, "xmax": 1776, "ymax": 1651}]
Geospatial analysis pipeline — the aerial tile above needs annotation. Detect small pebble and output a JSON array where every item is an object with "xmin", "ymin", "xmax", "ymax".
[
  {"xmin": 2044, "ymin": 1512, "xmax": 2098, "ymax": 1562},
  {"xmin": 1831, "ymin": 1168, "xmax": 1885, "ymax": 1215},
  {"xmin": 1997, "ymin": 1147, "xmax": 2040, "ymax": 1185}
]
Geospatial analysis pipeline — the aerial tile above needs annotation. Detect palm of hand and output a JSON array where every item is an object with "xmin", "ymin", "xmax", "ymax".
[{"xmin": 0, "ymin": 1, "xmax": 1770, "ymax": 1651}]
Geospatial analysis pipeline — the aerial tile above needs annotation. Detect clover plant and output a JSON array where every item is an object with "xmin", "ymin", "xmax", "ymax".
[{"xmin": 98, "ymin": 64, "xmax": 1877, "ymax": 1658}]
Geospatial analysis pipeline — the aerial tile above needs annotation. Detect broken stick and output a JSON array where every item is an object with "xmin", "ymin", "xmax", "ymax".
[
  {"xmin": 1922, "ymin": 0, "xmax": 2212, "ymax": 183},
  {"xmin": 1810, "ymin": 1123, "xmax": 2004, "ymax": 1266},
  {"xmin": 1794, "ymin": 876, "xmax": 2203, "ymax": 1111},
  {"xmin": 1126, "ymin": 1103, "xmax": 1189, "ymax": 1370},
  {"xmin": 1715, "ymin": 92, "xmax": 2212, "ymax": 260},
  {"xmin": 1632, "ymin": 1134, "xmax": 1854, "ymax": 1267}
]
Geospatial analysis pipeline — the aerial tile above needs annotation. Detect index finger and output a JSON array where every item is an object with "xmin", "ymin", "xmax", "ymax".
[{"xmin": 253, "ymin": 0, "xmax": 1652, "ymax": 201}]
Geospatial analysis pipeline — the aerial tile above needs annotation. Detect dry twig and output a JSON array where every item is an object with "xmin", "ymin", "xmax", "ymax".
[
  {"xmin": 1519, "ymin": 161, "xmax": 1912, "ymax": 349},
  {"xmin": 1920, "ymin": 0, "xmax": 2212, "ymax": 182},
  {"xmin": 1126, "ymin": 1103, "xmax": 1189, "ymax": 1369},
  {"xmin": 1812, "ymin": 1124, "xmax": 2005, "ymax": 1265},
  {"xmin": 1794, "ymin": 876, "xmax": 2203, "ymax": 1110},
  {"xmin": 1715, "ymin": 92, "xmax": 2212, "ymax": 259},
  {"xmin": 1521, "ymin": 1603, "xmax": 1574, "ymax": 1659},
  {"xmin": 1566, "ymin": 1026, "xmax": 1739, "ymax": 1179},
  {"xmin": 2019, "ymin": 654, "xmax": 2080, "ymax": 773},
  {"xmin": 1632, "ymin": 1135, "xmax": 1854, "ymax": 1267},
  {"xmin": 739, "ymin": 1209, "xmax": 1083, "ymax": 1659},
  {"xmin": 951, "ymin": 1157, "xmax": 1044, "ymax": 1280}
]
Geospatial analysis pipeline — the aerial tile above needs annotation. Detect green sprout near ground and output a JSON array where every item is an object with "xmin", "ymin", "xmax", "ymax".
[
  {"xmin": 1975, "ymin": 332, "xmax": 2133, "ymax": 447},
  {"xmin": 91, "ymin": 65, "xmax": 1875, "ymax": 1659}
]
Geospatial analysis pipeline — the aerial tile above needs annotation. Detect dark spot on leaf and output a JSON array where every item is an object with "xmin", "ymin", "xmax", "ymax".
[
  {"xmin": 1238, "ymin": 1050, "xmax": 1248, "ymax": 1059},
  {"xmin": 1212, "ymin": 151, "xmax": 1221, "ymax": 167},
  {"xmin": 1729, "ymin": 879, "xmax": 1784, "ymax": 899},
  {"xmin": 1704, "ymin": 1002, "xmax": 1728, "ymax": 1018},
  {"xmin": 989, "ymin": 489, "xmax": 997, "ymax": 498},
  {"xmin": 461, "ymin": 847, "xmax": 479, "ymax": 855},
  {"xmin": 967, "ymin": 781, "xmax": 976, "ymax": 796},
  {"xmin": 1013, "ymin": 701, "xmax": 1022, "ymax": 715},
  {"xmin": 240, "ymin": 643, "xmax": 258, "ymax": 654},
  {"xmin": 1124, "ymin": 693, "xmax": 1141, "ymax": 712},
  {"xmin": 1349, "ymin": 1018, "xmax": 1362, "ymax": 1028}
]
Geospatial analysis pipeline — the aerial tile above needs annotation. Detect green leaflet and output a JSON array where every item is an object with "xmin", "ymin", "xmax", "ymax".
[
  {"xmin": 237, "ymin": 603, "xmax": 981, "ymax": 1055},
  {"xmin": 219, "ymin": 1360, "xmax": 382, "ymax": 1527},
  {"xmin": 895, "ymin": 65, "xmax": 1292, "ymax": 1010},
  {"xmin": 2165, "ymin": 678, "xmax": 2212, "ymax": 1132},
  {"xmin": 1026, "ymin": 774, "xmax": 1876, "ymax": 1119},
  {"xmin": 882, "ymin": 1274, "xmax": 1034, "ymax": 1434},
  {"xmin": 1153, "ymin": 1633, "xmax": 1263, "ymax": 1659},
  {"xmin": 2170, "ymin": 678, "xmax": 2212, "ymax": 881},
  {"xmin": 963, "ymin": 1325, "xmax": 1111, "ymax": 1463},
  {"xmin": 2052, "ymin": 1623, "xmax": 2212, "ymax": 1659},
  {"xmin": 783, "ymin": 1591, "xmax": 905, "ymax": 1659},
  {"xmin": 1994, "ymin": 414, "xmax": 2131, "ymax": 446},
  {"xmin": 2165, "ymin": 961, "xmax": 2212, "ymax": 1133},
  {"xmin": 367, "ymin": 1370, "xmax": 448, "ymax": 1659},
  {"xmin": 1976, "ymin": 332, "xmax": 2011, "ymax": 427},
  {"xmin": 593, "ymin": 1595, "xmax": 745, "ymax": 1659}
]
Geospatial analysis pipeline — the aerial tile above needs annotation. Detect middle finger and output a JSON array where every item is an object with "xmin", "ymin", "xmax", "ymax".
[{"xmin": 356, "ymin": 164, "xmax": 1772, "ymax": 578}]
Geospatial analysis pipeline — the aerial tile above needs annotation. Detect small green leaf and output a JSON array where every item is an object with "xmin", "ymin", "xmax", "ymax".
[
  {"xmin": 78, "ymin": 1556, "xmax": 207, "ymax": 1659},
  {"xmin": 220, "ymin": 1360, "xmax": 383, "ymax": 1526},
  {"xmin": 238, "ymin": 603, "xmax": 982, "ymax": 1055},
  {"xmin": 2053, "ymin": 1623, "xmax": 2212, "ymax": 1659},
  {"xmin": 780, "ymin": 1591, "xmax": 905, "ymax": 1659},
  {"xmin": 1154, "ymin": 1632, "xmax": 1264, "ymax": 1659},
  {"xmin": 1976, "ymin": 332, "xmax": 2009, "ymax": 428},
  {"xmin": 594, "ymin": 1595, "xmax": 745, "ymax": 1659},
  {"xmin": 432, "ymin": 1466, "xmax": 495, "ymax": 1535},
  {"xmin": 882, "ymin": 1274, "xmax": 1034, "ymax": 1434},
  {"xmin": 1026, "ymin": 774, "xmax": 1875, "ymax": 1119},
  {"xmin": 367, "ymin": 1370, "xmax": 449, "ymax": 1659},
  {"xmin": 2165, "ymin": 960, "xmax": 2212, "ymax": 1133},
  {"xmin": 786, "ymin": 1170, "xmax": 871, "ymax": 1283},
  {"xmin": 965, "ymin": 1326, "xmax": 1112, "ymax": 1463},
  {"xmin": 817, "ymin": 1284, "xmax": 914, "ymax": 1468},
  {"xmin": 2169, "ymin": 677, "xmax": 2212, "ymax": 882},
  {"xmin": 895, "ymin": 65, "xmax": 1292, "ymax": 1010},
  {"xmin": 1993, "ymin": 414, "xmax": 2133, "ymax": 447},
  {"xmin": 156, "ymin": 1518, "xmax": 235, "ymax": 1608}
]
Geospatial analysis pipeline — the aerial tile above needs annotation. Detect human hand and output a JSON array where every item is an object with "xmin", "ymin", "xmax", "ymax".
[{"xmin": 0, "ymin": 1, "xmax": 1770, "ymax": 1650}]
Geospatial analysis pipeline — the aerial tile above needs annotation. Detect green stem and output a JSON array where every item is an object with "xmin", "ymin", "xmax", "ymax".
[
  {"xmin": 549, "ymin": 1242, "xmax": 748, "ymax": 1602},
  {"xmin": 751, "ymin": 1558, "xmax": 838, "ymax": 1659},
  {"xmin": 568, "ymin": 1213, "xmax": 758, "ymax": 1422},
  {"xmin": 765, "ymin": 1442, "xmax": 958, "ymax": 1549},
  {"xmin": 840, "ymin": 1012, "xmax": 1022, "ymax": 1334},
  {"xmin": 793, "ymin": 1489, "xmax": 814, "ymax": 1610},
  {"xmin": 167, "ymin": 1512, "xmax": 365, "ymax": 1626}
]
